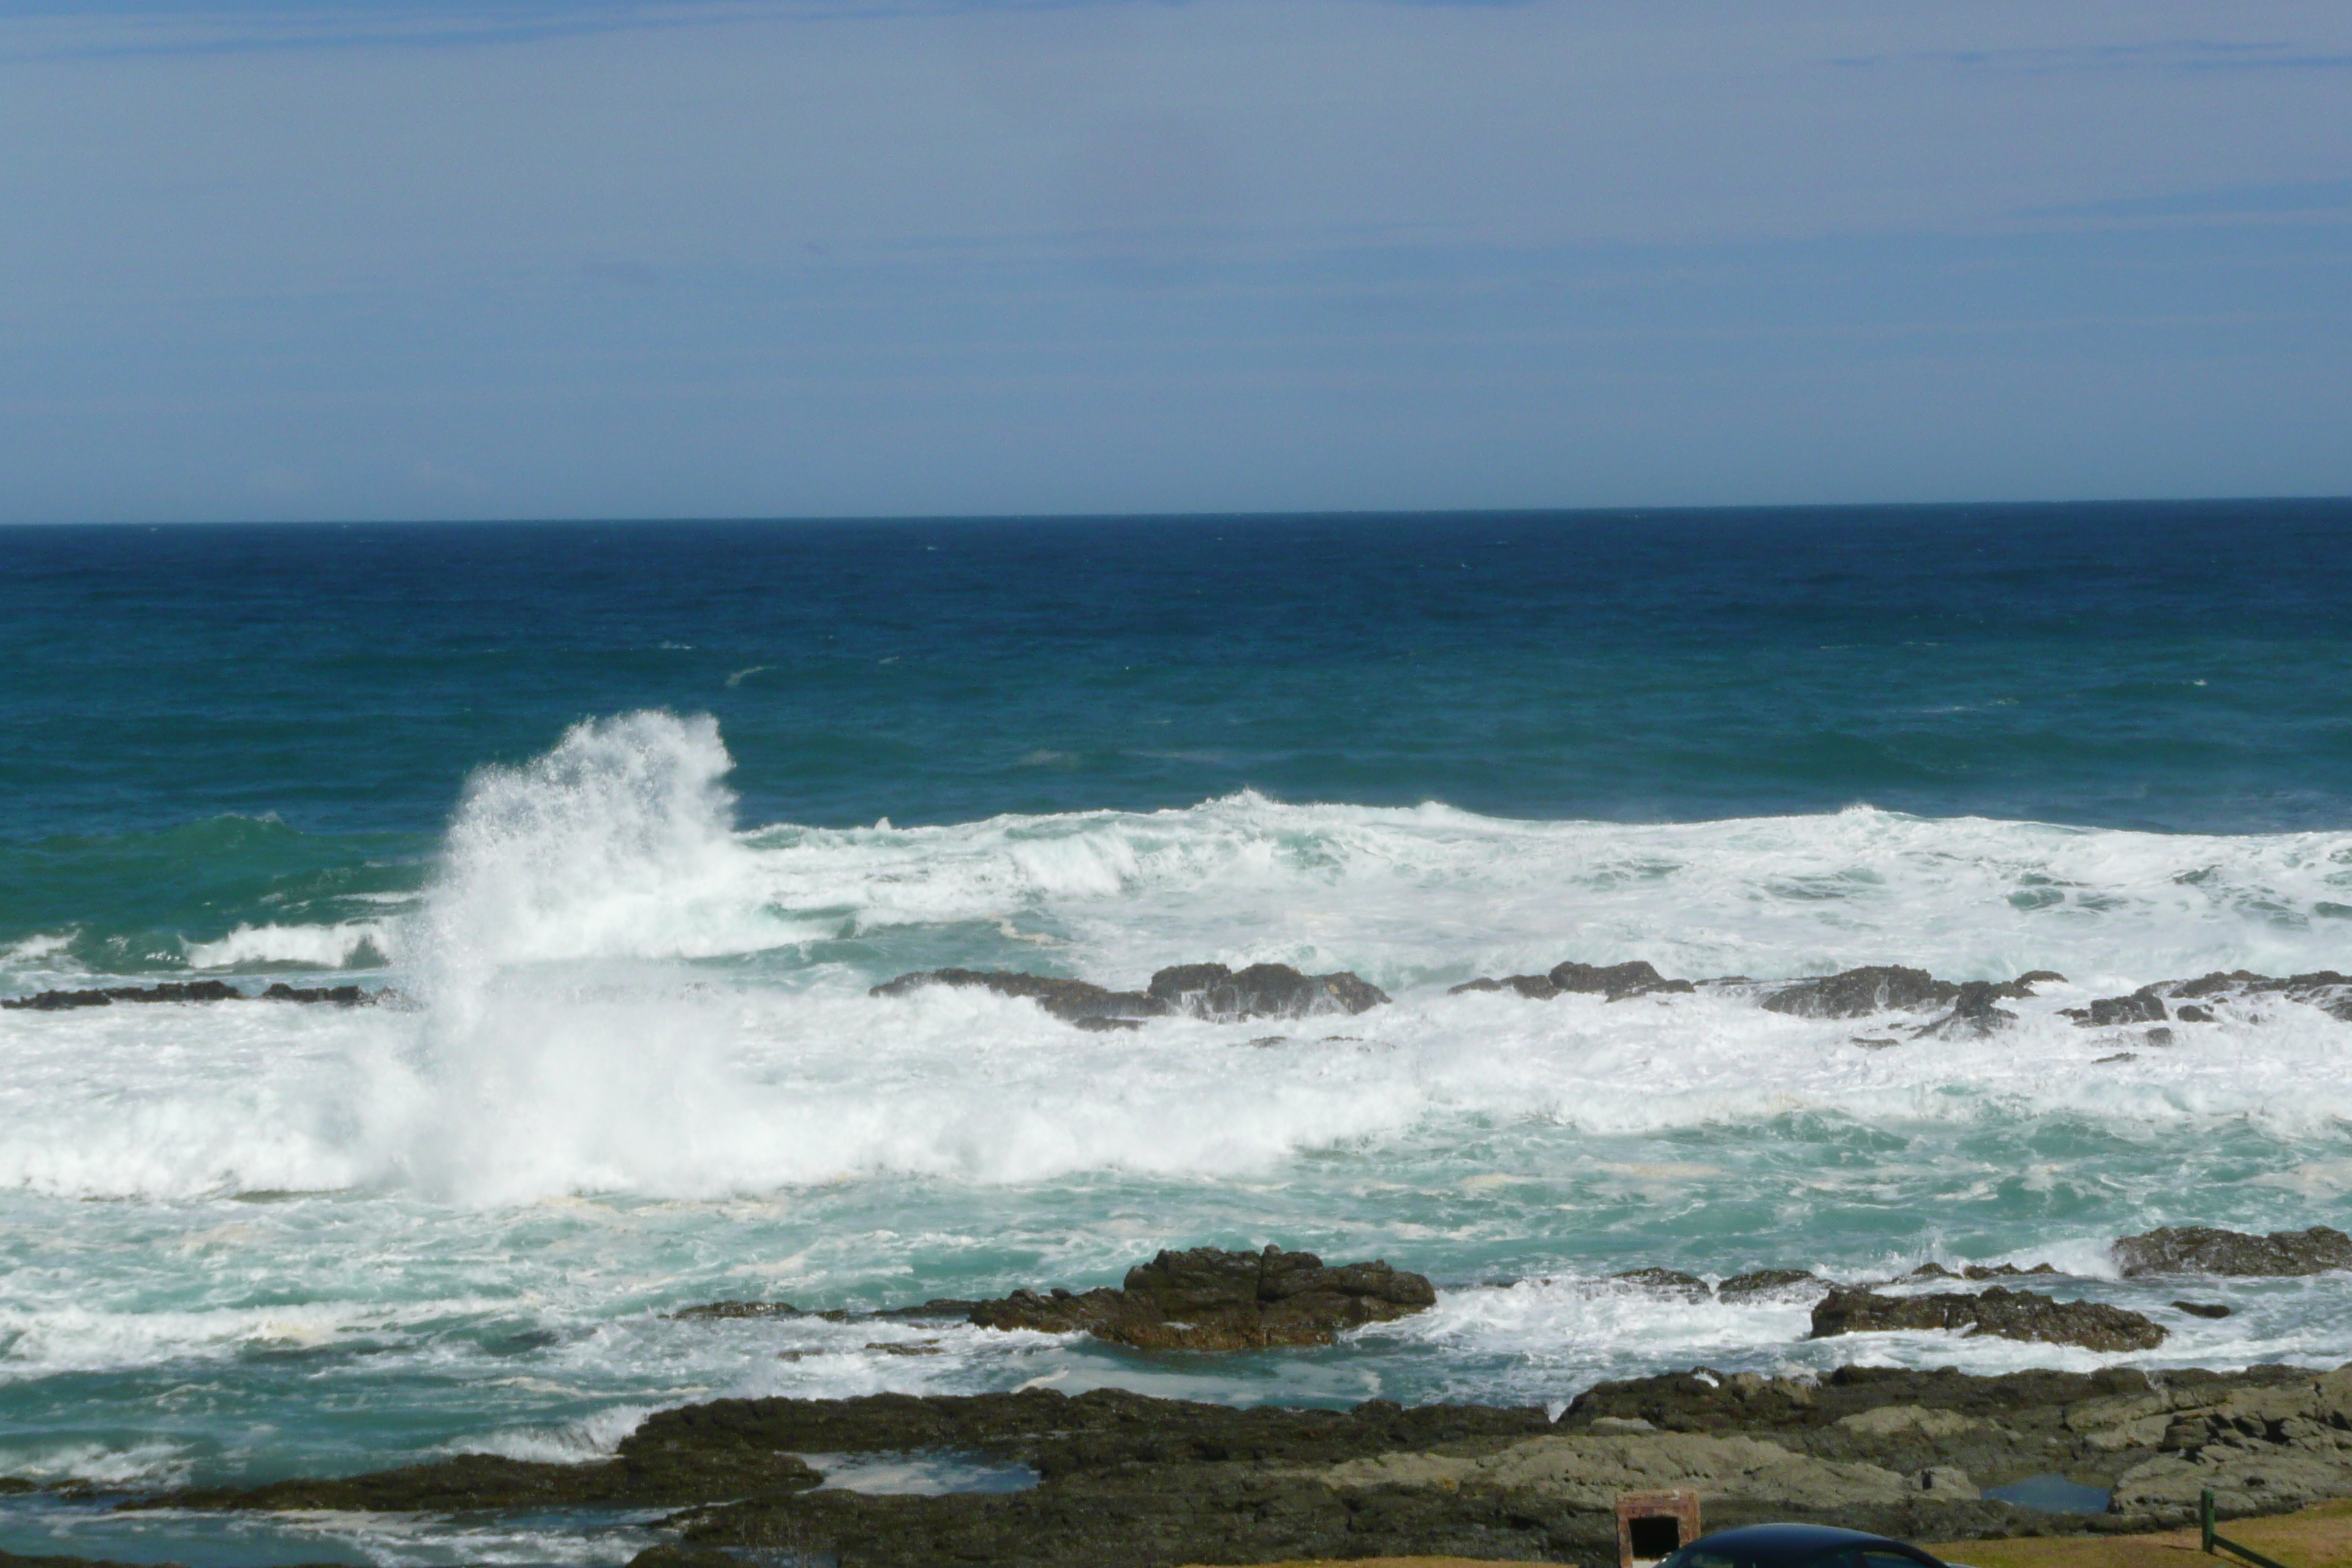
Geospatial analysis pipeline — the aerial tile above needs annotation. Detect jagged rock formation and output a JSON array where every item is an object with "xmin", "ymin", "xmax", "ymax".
[
  {"xmin": 1763, "ymin": 967, "xmax": 2057, "ymax": 1021},
  {"xmin": 2114, "ymin": 1226, "xmax": 2352, "ymax": 1278},
  {"xmin": 1809, "ymin": 1286, "xmax": 2167, "ymax": 1352},
  {"xmin": 1, "ymin": 981, "xmax": 380, "ymax": 1011},
  {"xmin": 870, "ymin": 963, "xmax": 1388, "ymax": 1028},
  {"xmin": 2065, "ymin": 989, "xmax": 2170, "ymax": 1027},
  {"xmin": 967, "ymin": 1245, "xmax": 1435, "ymax": 1349},
  {"xmin": 1449, "ymin": 958, "xmax": 1694, "ymax": 1001}
]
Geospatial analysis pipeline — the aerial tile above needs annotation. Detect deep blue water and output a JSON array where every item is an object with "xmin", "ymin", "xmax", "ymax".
[{"xmin": 7, "ymin": 500, "xmax": 2352, "ymax": 851}]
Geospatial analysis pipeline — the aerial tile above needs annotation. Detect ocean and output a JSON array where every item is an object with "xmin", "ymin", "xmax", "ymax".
[{"xmin": 4, "ymin": 502, "xmax": 2351, "ymax": 1566}]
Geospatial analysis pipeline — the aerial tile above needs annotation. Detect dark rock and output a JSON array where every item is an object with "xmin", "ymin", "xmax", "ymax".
[
  {"xmin": 1, "ymin": 980, "xmax": 386, "ymax": 1011},
  {"xmin": 260, "ymin": 983, "xmax": 374, "ymax": 1005},
  {"xmin": 1910, "ymin": 1263, "xmax": 1961, "ymax": 1280},
  {"xmin": 867, "ymin": 969, "xmax": 1163, "ymax": 1025},
  {"xmin": 669, "ymin": 1300, "xmax": 801, "ymax": 1320},
  {"xmin": 867, "ymin": 963, "xmax": 1391, "ymax": 1027},
  {"xmin": 2144, "ymin": 1028, "xmax": 2175, "ymax": 1047},
  {"xmin": 2176, "ymin": 1004, "xmax": 2216, "ymax": 1022},
  {"xmin": 1961, "ymin": 1264, "xmax": 2059, "ymax": 1281},
  {"xmin": 967, "ymin": 1244, "xmax": 1435, "ymax": 1349},
  {"xmin": 2114, "ymin": 1226, "xmax": 2352, "ymax": 1278},
  {"xmin": 1145, "ymin": 962, "xmax": 1390, "ymax": 1019},
  {"xmin": 1548, "ymin": 959, "xmax": 1694, "ymax": 1000},
  {"xmin": 2095, "ymin": 1052, "xmax": 2138, "ymax": 1064},
  {"xmin": 2162, "ymin": 970, "xmax": 2352, "ymax": 1023},
  {"xmin": 1612, "ymin": 1267, "xmax": 1710, "ymax": 1298},
  {"xmin": 1763, "ymin": 967, "xmax": 1959, "ymax": 1019},
  {"xmin": 2016, "ymin": 970, "xmax": 2068, "ymax": 987},
  {"xmin": 1808, "ymin": 1286, "xmax": 2167, "ymax": 1352},
  {"xmin": 1913, "ymin": 980, "xmax": 2020, "ymax": 1039},
  {"xmin": 3, "ymin": 980, "xmax": 243, "ymax": 1010},
  {"xmin": 1718, "ymin": 1269, "xmax": 1823, "ymax": 1297},
  {"xmin": 1447, "ymin": 974, "xmax": 1561, "ymax": 999},
  {"xmin": 2062, "ymin": 989, "xmax": 2168, "ymax": 1027},
  {"xmin": 131, "ymin": 1445, "xmax": 822, "ymax": 1512},
  {"xmin": 2174, "ymin": 1302, "xmax": 2234, "ymax": 1319}
]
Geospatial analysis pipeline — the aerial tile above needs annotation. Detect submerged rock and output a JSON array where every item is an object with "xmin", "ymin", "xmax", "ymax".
[
  {"xmin": 2173, "ymin": 1301, "xmax": 2234, "ymax": 1319},
  {"xmin": 967, "ymin": 1244, "xmax": 1435, "ymax": 1349},
  {"xmin": 1447, "ymin": 973, "xmax": 1563, "ymax": 999},
  {"xmin": 2114, "ymin": 1225, "xmax": 2352, "ymax": 1278},
  {"xmin": 1808, "ymin": 1286, "xmax": 2166, "ymax": 1352},
  {"xmin": 867, "ymin": 969, "xmax": 1161, "ymax": 1025},
  {"xmin": 870, "ymin": 963, "xmax": 1388, "ymax": 1026},
  {"xmin": 1912, "ymin": 980, "xmax": 2022, "ymax": 1039},
  {"xmin": 1718, "ymin": 1269, "xmax": 1825, "ymax": 1298},
  {"xmin": 668, "ymin": 1300, "xmax": 802, "ymax": 1320},
  {"xmin": 1612, "ymin": 1267, "xmax": 1711, "ymax": 1299}
]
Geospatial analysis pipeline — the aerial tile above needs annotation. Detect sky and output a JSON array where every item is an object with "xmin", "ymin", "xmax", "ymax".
[{"xmin": 1, "ymin": 0, "xmax": 2349, "ymax": 521}]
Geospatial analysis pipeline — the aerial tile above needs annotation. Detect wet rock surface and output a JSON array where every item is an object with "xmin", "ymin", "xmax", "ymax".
[
  {"xmin": 129, "ymin": 1444, "xmax": 823, "ymax": 1512},
  {"xmin": 2065, "ymin": 989, "xmax": 2169, "ymax": 1028},
  {"xmin": 1, "ymin": 981, "xmax": 382, "ymax": 1011},
  {"xmin": 1450, "ymin": 958, "xmax": 1693, "ymax": 1001},
  {"xmin": 870, "ymin": 963, "xmax": 1388, "ymax": 1025},
  {"xmin": 107, "ymin": 1362, "xmax": 2352, "ymax": 1568},
  {"xmin": 966, "ymin": 1244, "xmax": 1435, "ymax": 1349},
  {"xmin": 1809, "ymin": 1286, "xmax": 2168, "ymax": 1352},
  {"xmin": 2114, "ymin": 1226, "xmax": 2352, "ymax": 1278},
  {"xmin": 1763, "ymin": 967, "xmax": 2053, "ymax": 1020}
]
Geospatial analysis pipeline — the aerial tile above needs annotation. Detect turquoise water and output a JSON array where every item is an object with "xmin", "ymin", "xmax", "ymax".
[{"xmin": 3, "ymin": 505, "xmax": 2351, "ymax": 1564}]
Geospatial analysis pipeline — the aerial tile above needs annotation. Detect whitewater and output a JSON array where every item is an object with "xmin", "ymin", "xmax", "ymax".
[{"xmin": 5, "ymin": 510, "xmax": 2352, "ymax": 1567}]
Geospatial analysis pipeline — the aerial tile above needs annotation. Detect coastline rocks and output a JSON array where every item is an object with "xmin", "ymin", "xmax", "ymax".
[
  {"xmin": 1912, "ymin": 980, "xmax": 2023, "ymax": 1039},
  {"xmin": 2115, "ymin": 1226, "xmax": 2352, "ymax": 1278},
  {"xmin": 870, "ymin": 963, "xmax": 1388, "ymax": 1027},
  {"xmin": 1808, "ymin": 1286, "xmax": 2167, "ymax": 1352},
  {"xmin": 1613, "ymin": 1267, "xmax": 1711, "ymax": 1299},
  {"xmin": 1, "ymin": 981, "xmax": 377, "ymax": 1010},
  {"xmin": 2162, "ymin": 970, "xmax": 2352, "ymax": 1023},
  {"xmin": 1144, "ymin": 962, "xmax": 1390, "ymax": 1019},
  {"xmin": 1763, "ymin": 967, "xmax": 2056, "ymax": 1021},
  {"xmin": 1719, "ymin": 1269, "xmax": 1825, "ymax": 1297},
  {"xmin": 2064, "ymin": 990, "xmax": 2168, "ymax": 1028},
  {"xmin": 1450, "ymin": 959, "xmax": 1693, "ymax": 1002},
  {"xmin": 968, "ymin": 1245, "xmax": 1436, "ymax": 1349},
  {"xmin": 131, "ymin": 1447, "xmax": 822, "ymax": 1512}
]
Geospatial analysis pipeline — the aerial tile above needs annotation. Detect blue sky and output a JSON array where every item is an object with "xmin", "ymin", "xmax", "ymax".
[{"xmin": 3, "ymin": 0, "xmax": 2348, "ymax": 520}]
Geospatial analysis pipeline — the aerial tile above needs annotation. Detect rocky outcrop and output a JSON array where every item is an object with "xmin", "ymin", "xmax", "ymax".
[
  {"xmin": 1809, "ymin": 1286, "xmax": 2166, "ymax": 1352},
  {"xmin": 1762, "ymin": 968, "xmax": 2059, "ymax": 1021},
  {"xmin": 1450, "ymin": 959, "xmax": 1692, "ymax": 1001},
  {"xmin": 2065, "ymin": 989, "xmax": 2168, "ymax": 1028},
  {"xmin": 1912, "ymin": 980, "xmax": 2024, "ymax": 1039},
  {"xmin": 128, "ymin": 1445, "xmax": 821, "ymax": 1512},
  {"xmin": 871, "ymin": 964, "xmax": 1387, "ymax": 1027},
  {"xmin": 121, "ymin": 1362, "xmax": 2352, "ymax": 1568},
  {"xmin": 867, "ymin": 969, "xmax": 1160, "ymax": 1025},
  {"xmin": 967, "ymin": 1245, "xmax": 1435, "ymax": 1349},
  {"xmin": 1, "ymin": 980, "xmax": 382, "ymax": 1010},
  {"xmin": 2114, "ymin": 1226, "xmax": 2352, "ymax": 1278},
  {"xmin": 1612, "ymin": 1267, "xmax": 1711, "ymax": 1298},
  {"xmin": 2161, "ymin": 970, "xmax": 2352, "ymax": 1023},
  {"xmin": 1143, "ymin": 962, "xmax": 1390, "ymax": 1019}
]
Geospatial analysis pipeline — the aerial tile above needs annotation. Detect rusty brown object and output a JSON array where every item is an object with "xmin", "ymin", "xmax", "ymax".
[{"xmin": 1616, "ymin": 1489, "xmax": 1702, "ymax": 1568}]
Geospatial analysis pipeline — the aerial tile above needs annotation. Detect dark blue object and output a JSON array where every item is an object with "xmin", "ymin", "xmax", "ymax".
[{"xmin": 1664, "ymin": 1522, "xmax": 1950, "ymax": 1568}]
